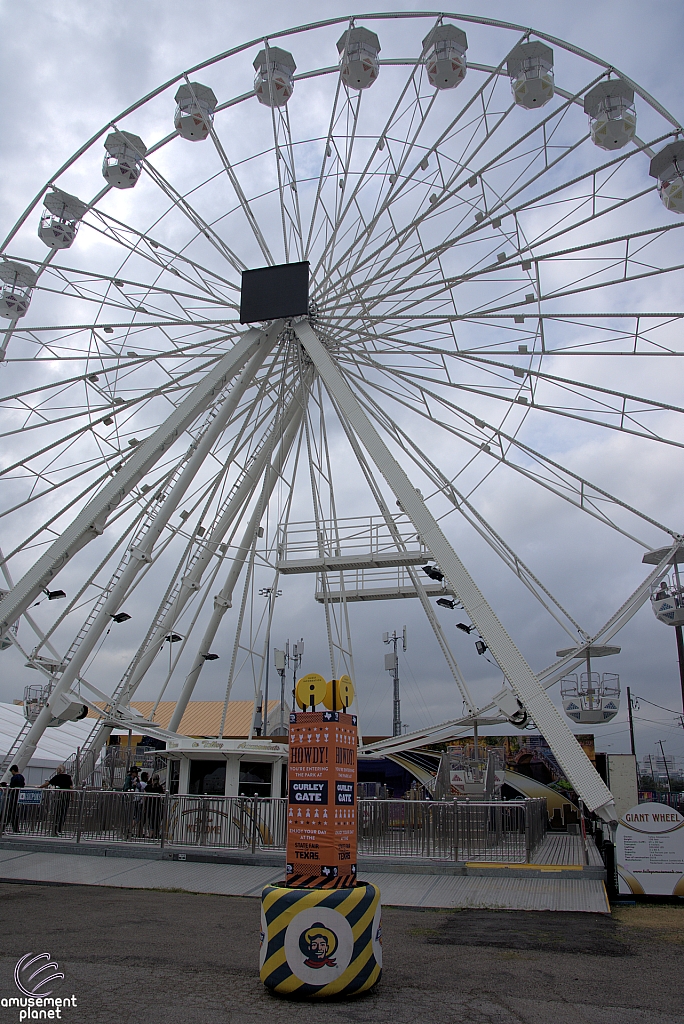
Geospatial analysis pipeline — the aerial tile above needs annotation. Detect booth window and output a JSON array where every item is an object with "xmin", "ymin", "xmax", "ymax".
[
  {"xmin": 239, "ymin": 761, "xmax": 272, "ymax": 797},
  {"xmin": 189, "ymin": 759, "xmax": 226, "ymax": 795}
]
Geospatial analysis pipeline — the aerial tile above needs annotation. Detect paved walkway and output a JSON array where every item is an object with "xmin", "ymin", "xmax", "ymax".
[
  {"xmin": 0, "ymin": 847, "xmax": 609, "ymax": 912},
  {"xmin": 2, "ymin": 883, "xmax": 681, "ymax": 1024}
]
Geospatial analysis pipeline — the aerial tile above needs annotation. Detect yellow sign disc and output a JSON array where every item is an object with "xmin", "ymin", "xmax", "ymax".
[
  {"xmin": 338, "ymin": 674, "xmax": 355, "ymax": 708},
  {"xmin": 295, "ymin": 672, "xmax": 327, "ymax": 709},
  {"xmin": 323, "ymin": 675, "xmax": 355, "ymax": 710}
]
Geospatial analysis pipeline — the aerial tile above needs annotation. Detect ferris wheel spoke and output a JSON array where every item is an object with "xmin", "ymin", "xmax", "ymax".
[
  {"xmin": 138, "ymin": 154, "xmax": 247, "ymax": 275},
  {"xmin": 114, "ymin": 375, "xmax": 304, "ymax": 712},
  {"xmin": 83, "ymin": 209, "xmax": 240, "ymax": 303},
  {"xmin": 327, "ymin": 218, "xmax": 684, "ymax": 328},
  {"xmin": 206, "ymin": 121, "xmax": 275, "ymax": 266},
  {"xmin": 33, "ymin": 257, "xmax": 233, "ymax": 312},
  {"xmin": 326, "ymin": 383, "xmax": 476, "ymax": 710},
  {"xmin": 0, "ymin": 355, "xmax": 222, "ymax": 467},
  {"xmin": 318, "ymin": 72, "xmax": 599, "ymax": 302},
  {"xmin": 310, "ymin": 55, "xmax": 426, "ymax": 282},
  {"xmin": 357, "ymin": 392, "xmax": 589, "ymax": 642},
  {"xmin": 315, "ymin": 50, "xmax": 523, "ymax": 296},
  {"xmin": 206, "ymin": 397, "xmax": 308, "ymax": 734},
  {"xmin": 326, "ymin": 131, "xmax": 666, "ymax": 319},
  {"xmin": 346, "ymin": 335, "xmax": 684, "ymax": 431},
  {"xmin": 338, "ymin": 354, "xmax": 677, "ymax": 538}
]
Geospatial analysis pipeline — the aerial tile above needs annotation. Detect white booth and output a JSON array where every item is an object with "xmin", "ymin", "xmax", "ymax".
[{"xmin": 161, "ymin": 736, "xmax": 289, "ymax": 798}]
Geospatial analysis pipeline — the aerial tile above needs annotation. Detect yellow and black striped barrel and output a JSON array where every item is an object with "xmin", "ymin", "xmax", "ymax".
[{"xmin": 260, "ymin": 881, "xmax": 382, "ymax": 997}]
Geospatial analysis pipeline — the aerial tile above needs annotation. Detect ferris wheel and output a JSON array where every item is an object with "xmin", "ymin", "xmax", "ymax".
[{"xmin": 1, "ymin": 12, "xmax": 683, "ymax": 821}]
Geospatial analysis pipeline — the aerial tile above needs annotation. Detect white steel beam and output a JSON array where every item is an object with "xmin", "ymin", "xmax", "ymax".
[
  {"xmin": 0, "ymin": 326, "xmax": 281, "ymax": 779},
  {"xmin": 168, "ymin": 394, "xmax": 306, "ymax": 732},
  {"xmin": 295, "ymin": 319, "xmax": 617, "ymax": 822},
  {"xmin": 0, "ymin": 325, "xmax": 276, "ymax": 642},
  {"xmin": 112, "ymin": 394, "xmax": 301, "ymax": 712}
]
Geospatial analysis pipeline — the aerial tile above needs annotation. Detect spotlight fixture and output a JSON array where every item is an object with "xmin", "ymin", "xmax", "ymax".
[
  {"xmin": 45, "ymin": 589, "xmax": 66, "ymax": 601},
  {"xmin": 456, "ymin": 622, "xmax": 473, "ymax": 634},
  {"xmin": 202, "ymin": 653, "xmax": 219, "ymax": 661},
  {"xmin": 422, "ymin": 564, "xmax": 444, "ymax": 582},
  {"xmin": 436, "ymin": 598, "xmax": 456, "ymax": 610},
  {"xmin": 111, "ymin": 612, "xmax": 131, "ymax": 623},
  {"xmin": 475, "ymin": 640, "xmax": 488, "ymax": 656},
  {"xmin": 165, "ymin": 633, "xmax": 182, "ymax": 643}
]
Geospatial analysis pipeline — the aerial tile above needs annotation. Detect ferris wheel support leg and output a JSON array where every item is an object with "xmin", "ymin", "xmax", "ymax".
[
  {"xmin": 112, "ymin": 383, "xmax": 305, "ymax": 716},
  {"xmin": 168, "ymin": 395, "xmax": 307, "ymax": 733},
  {"xmin": 0, "ymin": 325, "xmax": 276, "ymax": 644},
  {"xmin": 1, "ymin": 326, "xmax": 278, "ymax": 779},
  {"xmin": 295, "ymin": 320, "xmax": 617, "ymax": 823}
]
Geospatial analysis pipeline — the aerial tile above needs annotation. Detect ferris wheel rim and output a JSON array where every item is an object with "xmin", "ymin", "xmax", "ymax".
[{"xmin": 1, "ymin": 9, "xmax": 682, "ymax": 257}]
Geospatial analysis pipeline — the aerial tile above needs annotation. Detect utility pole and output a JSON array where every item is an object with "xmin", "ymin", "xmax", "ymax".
[
  {"xmin": 658, "ymin": 740, "xmax": 672, "ymax": 793},
  {"xmin": 627, "ymin": 686, "xmax": 636, "ymax": 757},
  {"xmin": 383, "ymin": 627, "xmax": 406, "ymax": 738}
]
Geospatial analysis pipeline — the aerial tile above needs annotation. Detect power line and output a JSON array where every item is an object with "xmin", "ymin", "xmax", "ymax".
[{"xmin": 633, "ymin": 694, "xmax": 684, "ymax": 717}]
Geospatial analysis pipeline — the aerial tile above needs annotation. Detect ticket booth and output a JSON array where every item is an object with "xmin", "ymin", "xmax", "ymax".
[{"xmin": 161, "ymin": 737, "xmax": 288, "ymax": 797}]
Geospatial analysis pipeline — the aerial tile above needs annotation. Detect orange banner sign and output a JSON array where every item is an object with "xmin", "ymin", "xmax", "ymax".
[{"xmin": 286, "ymin": 710, "xmax": 357, "ymax": 888}]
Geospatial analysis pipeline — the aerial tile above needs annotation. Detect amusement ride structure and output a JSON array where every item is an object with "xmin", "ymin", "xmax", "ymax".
[{"xmin": 1, "ymin": 13, "xmax": 684, "ymax": 823}]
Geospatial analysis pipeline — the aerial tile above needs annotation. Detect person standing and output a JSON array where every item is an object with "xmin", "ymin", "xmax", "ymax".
[
  {"xmin": 123, "ymin": 766, "xmax": 141, "ymax": 791},
  {"xmin": 40, "ymin": 765, "xmax": 73, "ymax": 835},
  {"xmin": 6, "ymin": 766, "xmax": 25, "ymax": 833},
  {"xmin": 144, "ymin": 774, "xmax": 165, "ymax": 838}
]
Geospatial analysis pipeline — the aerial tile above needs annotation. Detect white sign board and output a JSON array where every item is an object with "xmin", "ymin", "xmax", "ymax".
[{"xmin": 616, "ymin": 802, "xmax": 684, "ymax": 896}]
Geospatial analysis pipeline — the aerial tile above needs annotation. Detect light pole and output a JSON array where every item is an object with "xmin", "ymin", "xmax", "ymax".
[
  {"xmin": 259, "ymin": 587, "xmax": 281, "ymax": 736},
  {"xmin": 383, "ymin": 627, "xmax": 406, "ymax": 738}
]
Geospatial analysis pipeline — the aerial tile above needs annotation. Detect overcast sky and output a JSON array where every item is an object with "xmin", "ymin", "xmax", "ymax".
[{"xmin": 1, "ymin": 0, "xmax": 684, "ymax": 769}]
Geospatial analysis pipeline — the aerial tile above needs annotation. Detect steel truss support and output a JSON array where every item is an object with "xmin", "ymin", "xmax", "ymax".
[
  {"xmin": 1, "ymin": 323, "xmax": 282, "ymax": 777},
  {"xmin": 168, "ymin": 385, "xmax": 309, "ymax": 732},
  {"xmin": 295, "ymin": 319, "xmax": 616, "ymax": 822}
]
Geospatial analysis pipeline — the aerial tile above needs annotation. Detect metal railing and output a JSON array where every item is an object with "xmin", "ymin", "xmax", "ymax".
[
  {"xmin": 0, "ymin": 792, "xmax": 546, "ymax": 862},
  {"xmin": 358, "ymin": 799, "xmax": 547, "ymax": 863}
]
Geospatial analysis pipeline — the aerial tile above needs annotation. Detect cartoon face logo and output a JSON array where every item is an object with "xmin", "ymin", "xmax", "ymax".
[{"xmin": 299, "ymin": 922, "xmax": 338, "ymax": 969}]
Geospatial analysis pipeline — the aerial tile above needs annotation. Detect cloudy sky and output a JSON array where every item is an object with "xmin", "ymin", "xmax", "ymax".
[{"xmin": 1, "ymin": 0, "xmax": 684, "ymax": 773}]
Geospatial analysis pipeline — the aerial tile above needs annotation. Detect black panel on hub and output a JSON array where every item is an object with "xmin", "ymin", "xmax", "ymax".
[{"xmin": 239, "ymin": 261, "xmax": 309, "ymax": 324}]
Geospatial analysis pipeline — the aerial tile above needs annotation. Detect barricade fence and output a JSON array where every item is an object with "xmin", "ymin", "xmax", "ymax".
[{"xmin": 0, "ymin": 792, "xmax": 546, "ymax": 863}]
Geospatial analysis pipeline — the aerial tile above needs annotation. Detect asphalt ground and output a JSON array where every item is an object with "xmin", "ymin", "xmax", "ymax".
[{"xmin": 0, "ymin": 882, "xmax": 682, "ymax": 1024}]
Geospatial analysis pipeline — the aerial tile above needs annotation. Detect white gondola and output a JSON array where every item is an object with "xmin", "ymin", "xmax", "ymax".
[
  {"xmin": 174, "ymin": 82, "xmax": 217, "ymax": 141},
  {"xmin": 422, "ymin": 24, "xmax": 467, "ymax": 90},
  {"xmin": 649, "ymin": 140, "xmax": 684, "ymax": 214},
  {"xmin": 649, "ymin": 576, "xmax": 684, "ymax": 626},
  {"xmin": 102, "ymin": 130, "xmax": 147, "ymax": 189},
  {"xmin": 561, "ymin": 671, "xmax": 620, "ymax": 724},
  {"xmin": 253, "ymin": 47, "xmax": 296, "ymax": 108},
  {"xmin": 584, "ymin": 80, "xmax": 636, "ymax": 151},
  {"xmin": 0, "ymin": 260, "xmax": 37, "ymax": 319},
  {"xmin": 38, "ymin": 189, "xmax": 88, "ymax": 250},
  {"xmin": 337, "ymin": 27, "xmax": 380, "ymax": 91},
  {"xmin": 507, "ymin": 41, "xmax": 554, "ymax": 109}
]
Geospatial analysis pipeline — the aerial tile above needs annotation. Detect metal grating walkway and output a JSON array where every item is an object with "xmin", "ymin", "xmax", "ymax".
[
  {"xmin": 532, "ymin": 833, "xmax": 604, "ymax": 867},
  {"xmin": 0, "ymin": 848, "xmax": 610, "ymax": 913}
]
